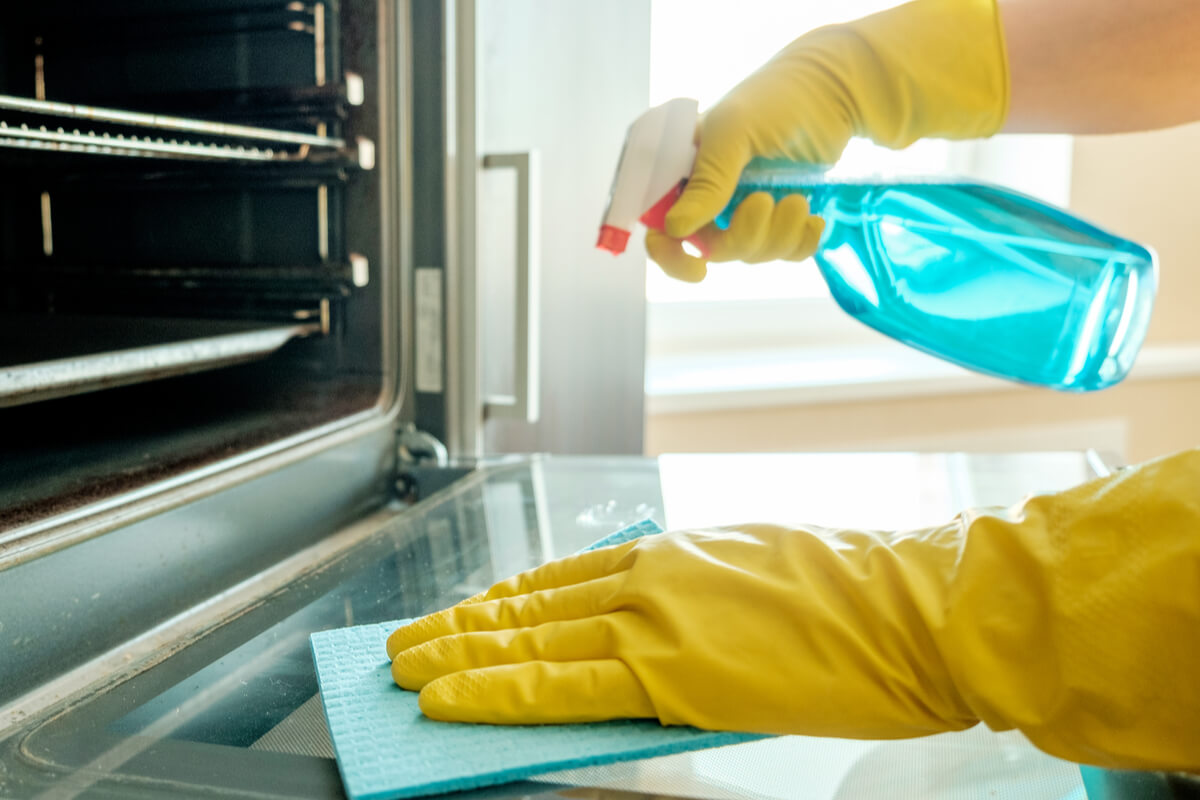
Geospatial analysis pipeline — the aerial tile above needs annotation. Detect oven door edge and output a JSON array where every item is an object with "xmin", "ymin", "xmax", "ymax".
[{"xmin": 0, "ymin": 413, "xmax": 405, "ymax": 712}]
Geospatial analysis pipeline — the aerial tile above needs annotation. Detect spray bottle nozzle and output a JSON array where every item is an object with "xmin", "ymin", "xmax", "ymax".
[
  {"xmin": 596, "ymin": 225, "xmax": 631, "ymax": 254},
  {"xmin": 597, "ymin": 98, "xmax": 700, "ymax": 257}
]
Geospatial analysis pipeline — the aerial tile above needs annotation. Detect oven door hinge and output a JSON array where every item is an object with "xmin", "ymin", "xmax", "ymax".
[
  {"xmin": 397, "ymin": 422, "xmax": 448, "ymax": 467},
  {"xmin": 394, "ymin": 423, "xmax": 464, "ymax": 503}
]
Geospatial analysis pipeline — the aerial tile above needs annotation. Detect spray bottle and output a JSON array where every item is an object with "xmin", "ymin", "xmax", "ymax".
[{"xmin": 599, "ymin": 98, "xmax": 1157, "ymax": 392}]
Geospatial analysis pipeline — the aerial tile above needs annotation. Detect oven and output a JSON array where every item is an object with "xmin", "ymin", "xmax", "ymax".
[
  {"xmin": 1, "ymin": 0, "xmax": 406, "ymax": 728},
  {"xmin": 0, "ymin": 0, "xmax": 655, "ymax": 794},
  {"xmin": 1, "ymin": 0, "xmax": 650, "ymax": 718},
  {"xmin": 1, "ymin": 0, "xmax": 399, "ymax": 537}
]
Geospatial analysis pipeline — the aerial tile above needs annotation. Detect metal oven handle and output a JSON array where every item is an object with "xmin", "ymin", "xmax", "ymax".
[{"xmin": 482, "ymin": 151, "xmax": 540, "ymax": 423}]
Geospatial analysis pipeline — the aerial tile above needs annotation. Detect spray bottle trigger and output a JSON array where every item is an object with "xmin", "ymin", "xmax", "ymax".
[{"xmin": 639, "ymin": 180, "xmax": 710, "ymax": 259}]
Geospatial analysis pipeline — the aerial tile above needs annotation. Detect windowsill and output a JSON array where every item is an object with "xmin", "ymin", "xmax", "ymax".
[{"xmin": 645, "ymin": 342, "xmax": 1200, "ymax": 415}]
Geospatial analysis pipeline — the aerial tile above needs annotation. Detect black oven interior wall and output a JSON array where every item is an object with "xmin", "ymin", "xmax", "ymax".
[{"xmin": 0, "ymin": 0, "xmax": 388, "ymax": 531}]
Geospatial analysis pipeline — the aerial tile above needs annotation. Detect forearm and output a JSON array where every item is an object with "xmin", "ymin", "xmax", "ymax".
[
  {"xmin": 937, "ymin": 448, "xmax": 1200, "ymax": 769},
  {"xmin": 1000, "ymin": 0, "xmax": 1200, "ymax": 133}
]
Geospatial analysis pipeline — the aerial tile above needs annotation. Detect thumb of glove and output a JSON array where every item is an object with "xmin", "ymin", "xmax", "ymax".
[{"xmin": 664, "ymin": 122, "xmax": 750, "ymax": 238}]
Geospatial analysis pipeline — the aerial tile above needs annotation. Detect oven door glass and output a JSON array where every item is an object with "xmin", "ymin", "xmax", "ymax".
[{"xmin": 2, "ymin": 452, "xmax": 1145, "ymax": 799}]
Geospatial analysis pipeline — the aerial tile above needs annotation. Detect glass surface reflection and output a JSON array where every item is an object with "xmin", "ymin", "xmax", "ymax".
[{"xmin": 4, "ymin": 452, "xmax": 1140, "ymax": 799}]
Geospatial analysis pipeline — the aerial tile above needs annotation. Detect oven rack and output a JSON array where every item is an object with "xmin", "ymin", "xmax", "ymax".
[
  {"xmin": 27, "ymin": 1, "xmax": 328, "ymax": 45},
  {"xmin": 8, "ymin": 264, "xmax": 361, "ymax": 329},
  {"xmin": 0, "ymin": 315, "xmax": 322, "ymax": 408},
  {"xmin": 0, "ymin": 94, "xmax": 357, "ymax": 164},
  {"xmin": 79, "ymin": 79, "xmax": 365, "ymax": 126},
  {"xmin": 19, "ymin": 262, "xmax": 367, "ymax": 294}
]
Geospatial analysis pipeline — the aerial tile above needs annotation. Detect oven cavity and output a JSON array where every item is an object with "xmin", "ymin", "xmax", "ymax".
[{"xmin": 1, "ymin": 0, "xmax": 388, "ymax": 531}]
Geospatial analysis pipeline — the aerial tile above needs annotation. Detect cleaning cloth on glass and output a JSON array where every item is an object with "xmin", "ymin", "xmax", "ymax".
[{"xmin": 310, "ymin": 518, "xmax": 763, "ymax": 800}]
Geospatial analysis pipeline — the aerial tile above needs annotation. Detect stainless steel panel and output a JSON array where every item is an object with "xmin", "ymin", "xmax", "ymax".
[
  {"xmin": 474, "ymin": 0, "xmax": 651, "ymax": 455},
  {"xmin": 422, "ymin": 0, "xmax": 651, "ymax": 456}
]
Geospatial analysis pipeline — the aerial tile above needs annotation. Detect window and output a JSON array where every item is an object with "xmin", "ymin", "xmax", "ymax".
[{"xmin": 645, "ymin": 0, "xmax": 1074, "ymax": 404}]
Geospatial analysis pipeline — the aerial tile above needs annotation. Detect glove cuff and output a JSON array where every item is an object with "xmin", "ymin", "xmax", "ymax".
[{"xmin": 814, "ymin": 0, "xmax": 1011, "ymax": 147}]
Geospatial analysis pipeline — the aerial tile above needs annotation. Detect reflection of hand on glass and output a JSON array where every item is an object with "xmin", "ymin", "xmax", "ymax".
[
  {"xmin": 389, "ymin": 449, "xmax": 1200, "ymax": 771},
  {"xmin": 575, "ymin": 501, "xmax": 658, "ymax": 530}
]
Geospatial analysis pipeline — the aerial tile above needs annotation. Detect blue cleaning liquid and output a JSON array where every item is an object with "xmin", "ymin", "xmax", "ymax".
[{"xmin": 713, "ymin": 159, "xmax": 1157, "ymax": 391}]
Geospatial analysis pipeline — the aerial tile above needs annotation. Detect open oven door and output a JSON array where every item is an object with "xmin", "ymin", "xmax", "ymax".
[{"xmin": 0, "ymin": 451, "xmax": 1140, "ymax": 800}]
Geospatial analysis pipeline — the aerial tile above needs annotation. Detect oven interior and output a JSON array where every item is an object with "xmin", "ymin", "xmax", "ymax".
[{"xmin": 0, "ymin": 0, "xmax": 392, "ymax": 531}]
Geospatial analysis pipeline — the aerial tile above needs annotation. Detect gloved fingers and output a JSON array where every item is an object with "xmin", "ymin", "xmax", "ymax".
[
  {"xmin": 392, "ymin": 614, "xmax": 626, "ymax": 690},
  {"xmin": 484, "ymin": 536, "xmax": 646, "ymax": 602},
  {"xmin": 651, "ymin": 195, "xmax": 825, "ymax": 272},
  {"xmin": 745, "ymin": 193, "xmax": 814, "ymax": 264},
  {"xmin": 788, "ymin": 215, "xmax": 826, "ymax": 262},
  {"xmin": 386, "ymin": 543, "xmax": 641, "ymax": 658},
  {"xmin": 664, "ymin": 114, "xmax": 751, "ymax": 238},
  {"xmin": 386, "ymin": 572, "xmax": 627, "ymax": 658},
  {"xmin": 417, "ymin": 659, "xmax": 657, "ymax": 724},
  {"xmin": 704, "ymin": 191, "xmax": 773, "ymax": 264},
  {"xmin": 645, "ymin": 228, "xmax": 708, "ymax": 283}
]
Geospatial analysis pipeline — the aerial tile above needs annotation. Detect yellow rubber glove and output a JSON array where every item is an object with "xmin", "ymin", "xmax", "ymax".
[
  {"xmin": 650, "ymin": 0, "xmax": 1010, "ymax": 282},
  {"xmin": 388, "ymin": 448, "xmax": 1200, "ymax": 772}
]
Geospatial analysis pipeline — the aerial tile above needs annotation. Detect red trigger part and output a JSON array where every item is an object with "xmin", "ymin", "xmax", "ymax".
[
  {"xmin": 639, "ymin": 181, "xmax": 710, "ymax": 258},
  {"xmin": 639, "ymin": 181, "xmax": 685, "ymax": 232}
]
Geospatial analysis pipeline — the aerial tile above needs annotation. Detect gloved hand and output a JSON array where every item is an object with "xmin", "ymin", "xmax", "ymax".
[
  {"xmin": 388, "ymin": 449, "xmax": 1200, "ymax": 772},
  {"xmin": 649, "ymin": 0, "xmax": 1010, "ymax": 282}
]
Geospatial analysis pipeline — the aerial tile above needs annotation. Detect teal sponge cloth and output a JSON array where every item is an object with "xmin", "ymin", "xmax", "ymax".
[{"xmin": 310, "ymin": 519, "xmax": 763, "ymax": 800}]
